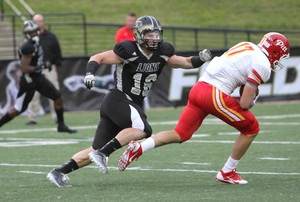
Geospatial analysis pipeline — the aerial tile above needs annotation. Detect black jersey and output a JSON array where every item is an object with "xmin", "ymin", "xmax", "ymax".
[
  {"xmin": 113, "ymin": 40, "xmax": 175, "ymax": 105},
  {"xmin": 18, "ymin": 40, "xmax": 44, "ymax": 78}
]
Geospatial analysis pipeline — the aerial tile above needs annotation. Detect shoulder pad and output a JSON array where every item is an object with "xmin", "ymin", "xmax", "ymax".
[
  {"xmin": 20, "ymin": 42, "xmax": 35, "ymax": 55},
  {"xmin": 158, "ymin": 42, "xmax": 175, "ymax": 57},
  {"xmin": 113, "ymin": 40, "xmax": 137, "ymax": 59}
]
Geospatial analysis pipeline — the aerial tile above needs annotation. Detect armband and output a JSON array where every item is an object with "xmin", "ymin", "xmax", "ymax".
[
  {"xmin": 86, "ymin": 61, "xmax": 99, "ymax": 74},
  {"xmin": 191, "ymin": 56, "xmax": 204, "ymax": 68},
  {"xmin": 34, "ymin": 66, "xmax": 42, "ymax": 71}
]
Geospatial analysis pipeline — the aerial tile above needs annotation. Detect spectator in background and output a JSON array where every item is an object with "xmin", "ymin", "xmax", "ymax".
[
  {"xmin": 26, "ymin": 14, "xmax": 62, "ymax": 125},
  {"xmin": 115, "ymin": 12, "xmax": 137, "ymax": 43}
]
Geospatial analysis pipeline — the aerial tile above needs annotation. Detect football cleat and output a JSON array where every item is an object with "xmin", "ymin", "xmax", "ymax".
[
  {"xmin": 88, "ymin": 150, "xmax": 109, "ymax": 174},
  {"xmin": 57, "ymin": 123, "xmax": 77, "ymax": 133},
  {"xmin": 215, "ymin": 168, "xmax": 248, "ymax": 184},
  {"xmin": 118, "ymin": 140, "xmax": 142, "ymax": 171},
  {"xmin": 47, "ymin": 169, "xmax": 72, "ymax": 187}
]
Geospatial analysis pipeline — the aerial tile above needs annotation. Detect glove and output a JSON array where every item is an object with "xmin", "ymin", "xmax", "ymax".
[
  {"xmin": 34, "ymin": 61, "xmax": 52, "ymax": 72},
  {"xmin": 199, "ymin": 49, "xmax": 212, "ymax": 62},
  {"xmin": 42, "ymin": 61, "xmax": 52, "ymax": 72},
  {"xmin": 84, "ymin": 73, "xmax": 95, "ymax": 89}
]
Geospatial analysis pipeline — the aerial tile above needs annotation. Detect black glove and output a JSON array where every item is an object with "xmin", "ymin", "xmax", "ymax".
[
  {"xmin": 34, "ymin": 61, "xmax": 52, "ymax": 72},
  {"xmin": 42, "ymin": 61, "xmax": 52, "ymax": 72}
]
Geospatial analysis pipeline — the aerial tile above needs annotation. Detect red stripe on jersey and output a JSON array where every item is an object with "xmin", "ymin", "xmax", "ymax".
[
  {"xmin": 252, "ymin": 69, "xmax": 264, "ymax": 84},
  {"xmin": 247, "ymin": 78, "xmax": 259, "ymax": 86}
]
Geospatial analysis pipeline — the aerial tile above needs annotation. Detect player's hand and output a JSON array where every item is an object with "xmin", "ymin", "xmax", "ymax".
[
  {"xmin": 42, "ymin": 61, "xmax": 52, "ymax": 72},
  {"xmin": 199, "ymin": 49, "xmax": 212, "ymax": 61},
  {"xmin": 84, "ymin": 73, "xmax": 95, "ymax": 89}
]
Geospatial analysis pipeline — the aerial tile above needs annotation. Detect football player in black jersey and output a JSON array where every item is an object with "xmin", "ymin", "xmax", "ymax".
[
  {"xmin": 0, "ymin": 20, "xmax": 77, "ymax": 134},
  {"xmin": 47, "ymin": 15, "xmax": 211, "ymax": 187}
]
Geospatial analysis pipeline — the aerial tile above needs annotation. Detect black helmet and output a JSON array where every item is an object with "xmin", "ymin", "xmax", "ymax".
[
  {"xmin": 22, "ymin": 20, "xmax": 40, "ymax": 43},
  {"xmin": 133, "ymin": 16, "xmax": 163, "ymax": 51}
]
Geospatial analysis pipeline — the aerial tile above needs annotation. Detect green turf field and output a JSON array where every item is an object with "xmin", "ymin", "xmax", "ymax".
[{"xmin": 0, "ymin": 101, "xmax": 300, "ymax": 202}]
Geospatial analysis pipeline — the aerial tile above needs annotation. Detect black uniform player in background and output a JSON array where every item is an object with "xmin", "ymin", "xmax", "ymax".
[
  {"xmin": 0, "ymin": 20, "xmax": 77, "ymax": 133},
  {"xmin": 47, "ymin": 15, "xmax": 212, "ymax": 187}
]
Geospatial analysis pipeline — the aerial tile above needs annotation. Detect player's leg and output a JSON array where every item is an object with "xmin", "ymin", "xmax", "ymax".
[
  {"xmin": 37, "ymin": 76, "xmax": 77, "ymax": 133},
  {"xmin": 118, "ymin": 82, "xmax": 209, "ymax": 170},
  {"xmin": 209, "ymin": 87, "xmax": 259, "ymax": 184},
  {"xmin": 47, "ymin": 117, "xmax": 115, "ymax": 187},
  {"xmin": 0, "ymin": 86, "xmax": 35, "ymax": 127},
  {"xmin": 89, "ymin": 89, "xmax": 151, "ymax": 173},
  {"xmin": 88, "ymin": 116, "xmax": 121, "ymax": 174}
]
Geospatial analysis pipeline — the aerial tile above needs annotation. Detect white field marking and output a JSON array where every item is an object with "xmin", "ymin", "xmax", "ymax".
[
  {"xmin": 1, "ymin": 138, "xmax": 300, "ymax": 148},
  {"xmin": 0, "ymin": 125, "xmax": 97, "ymax": 134},
  {"xmin": 182, "ymin": 162, "xmax": 211, "ymax": 165},
  {"xmin": 1, "ymin": 163, "xmax": 300, "ymax": 176},
  {"xmin": 0, "ymin": 137, "xmax": 93, "ymax": 141},
  {"xmin": 187, "ymin": 140, "xmax": 300, "ymax": 144},
  {"xmin": 191, "ymin": 134, "xmax": 210, "ymax": 137},
  {"xmin": 17, "ymin": 171, "xmax": 47, "ymax": 174},
  {"xmin": 260, "ymin": 158, "xmax": 290, "ymax": 160},
  {"xmin": 0, "ymin": 138, "xmax": 93, "ymax": 147},
  {"xmin": 256, "ymin": 114, "xmax": 300, "ymax": 119},
  {"xmin": 218, "ymin": 131, "xmax": 272, "ymax": 135}
]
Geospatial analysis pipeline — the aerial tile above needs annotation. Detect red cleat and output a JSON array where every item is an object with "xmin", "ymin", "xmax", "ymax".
[
  {"xmin": 118, "ymin": 141, "xmax": 142, "ymax": 171},
  {"xmin": 216, "ymin": 168, "xmax": 248, "ymax": 184}
]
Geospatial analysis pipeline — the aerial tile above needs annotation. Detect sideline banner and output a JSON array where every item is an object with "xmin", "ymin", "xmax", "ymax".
[{"xmin": 1, "ymin": 54, "xmax": 300, "ymax": 114}]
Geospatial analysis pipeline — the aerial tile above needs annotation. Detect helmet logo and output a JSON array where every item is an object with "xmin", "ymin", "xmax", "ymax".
[
  {"xmin": 276, "ymin": 40, "xmax": 288, "ymax": 52},
  {"xmin": 135, "ymin": 21, "xmax": 142, "ymax": 27}
]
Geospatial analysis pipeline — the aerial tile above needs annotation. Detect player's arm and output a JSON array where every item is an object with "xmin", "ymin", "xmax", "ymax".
[
  {"xmin": 166, "ymin": 49, "xmax": 212, "ymax": 69},
  {"xmin": 167, "ymin": 55, "xmax": 193, "ymax": 69},
  {"xmin": 89, "ymin": 50, "xmax": 124, "ymax": 65},
  {"xmin": 84, "ymin": 50, "xmax": 124, "ymax": 89},
  {"xmin": 20, "ymin": 54, "xmax": 35, "ymax": 73},
  {"xmin": 239, "ymin": 82, "xmax": 259, "ymax": 110}
]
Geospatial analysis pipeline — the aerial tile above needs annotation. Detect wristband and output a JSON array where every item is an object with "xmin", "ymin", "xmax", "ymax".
[
  {"xmin": 191, "ymin": 56, "xmax": 204, "ymax": 68},
  {"xmin": 86, "ymin": 61, "xmax": 99, "ymax": 74},
  {"xmin": 34, "ymin": 66, "xmax": 42, "ymax": 71}
]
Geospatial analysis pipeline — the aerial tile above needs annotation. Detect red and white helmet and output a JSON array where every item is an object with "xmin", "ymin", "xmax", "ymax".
[{"xmin": 258, "ymin": 32, "xmax": 290, "ymax": 72}]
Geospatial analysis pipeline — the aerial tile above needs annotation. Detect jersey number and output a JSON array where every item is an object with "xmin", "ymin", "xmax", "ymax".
[
  {"xmin": 131, "ymin": 73, "xmax": 157, "ymax": 97},
  {"xmin": 225, "ymin": 42, "xmax": 254, "ymax": 57}
]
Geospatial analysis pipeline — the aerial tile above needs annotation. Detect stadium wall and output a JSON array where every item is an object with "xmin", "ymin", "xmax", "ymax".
[{"xmin": 1, "ymin": 48, "xmax": 300, "ymax": 114}]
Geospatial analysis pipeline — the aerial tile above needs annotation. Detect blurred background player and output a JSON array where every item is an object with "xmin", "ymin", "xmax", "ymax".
[
  {"xmin": 115, "ymin": 12, "xmax": 137, "ymax": 43},
  {"xmin": 26, "ymin": 14, "xmax": 62, "ymax": 125},
  {"xmin": 118, "ymin": 32, "xmax": 290, "ymax": 185},
  {"xmin": 0, "ymin": 20, "xmax": 77, "ymax": 134}
]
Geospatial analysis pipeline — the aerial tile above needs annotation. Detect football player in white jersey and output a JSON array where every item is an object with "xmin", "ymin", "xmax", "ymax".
[{"xmin": 119, "ymin": 32, "xmax": 290, "ymax": 185}]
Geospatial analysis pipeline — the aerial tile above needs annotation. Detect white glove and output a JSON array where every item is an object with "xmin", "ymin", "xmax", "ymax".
[
  {"xmin": 84, "ymin": 73, "xmax": 95, "ymax": 89},
  {"xmin": 199, "ymin": 49, "xmax": 212, "ymax": 61}
]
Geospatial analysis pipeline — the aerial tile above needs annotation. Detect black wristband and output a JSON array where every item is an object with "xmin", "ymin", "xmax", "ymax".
[
  {"xmin": 191, "ymin": 56, "xmax": 204, "ymax": 68},
  {"xmin": 86, "ymin": 61, "xmax": 99, "ymax": 74},
  {"xmin": 34, "ymin": 66, "xmax": 42, "ymax": 71}
]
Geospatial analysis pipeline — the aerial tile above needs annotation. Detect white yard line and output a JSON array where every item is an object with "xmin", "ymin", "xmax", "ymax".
[
  {"xmin": 0, "ymin": 163, "xmax": 298, "ymax": 176},
  {"xmin": 187, "ymin": 140, "xmax": 300, "ymax": 144},
  {"xmin": 260, "ymin": 158, "xmax": 290, "ymax": 160}
]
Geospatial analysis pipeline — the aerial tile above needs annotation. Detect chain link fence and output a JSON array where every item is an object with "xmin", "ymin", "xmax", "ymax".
[{"xmin": 1, "ymin": 13, "xmax": 300, "ymax": 60}]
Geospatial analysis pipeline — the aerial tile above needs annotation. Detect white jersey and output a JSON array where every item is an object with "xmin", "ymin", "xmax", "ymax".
[{"xmin": 199, "ymin": 42, "xmax": 271, "ymax": 95}]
